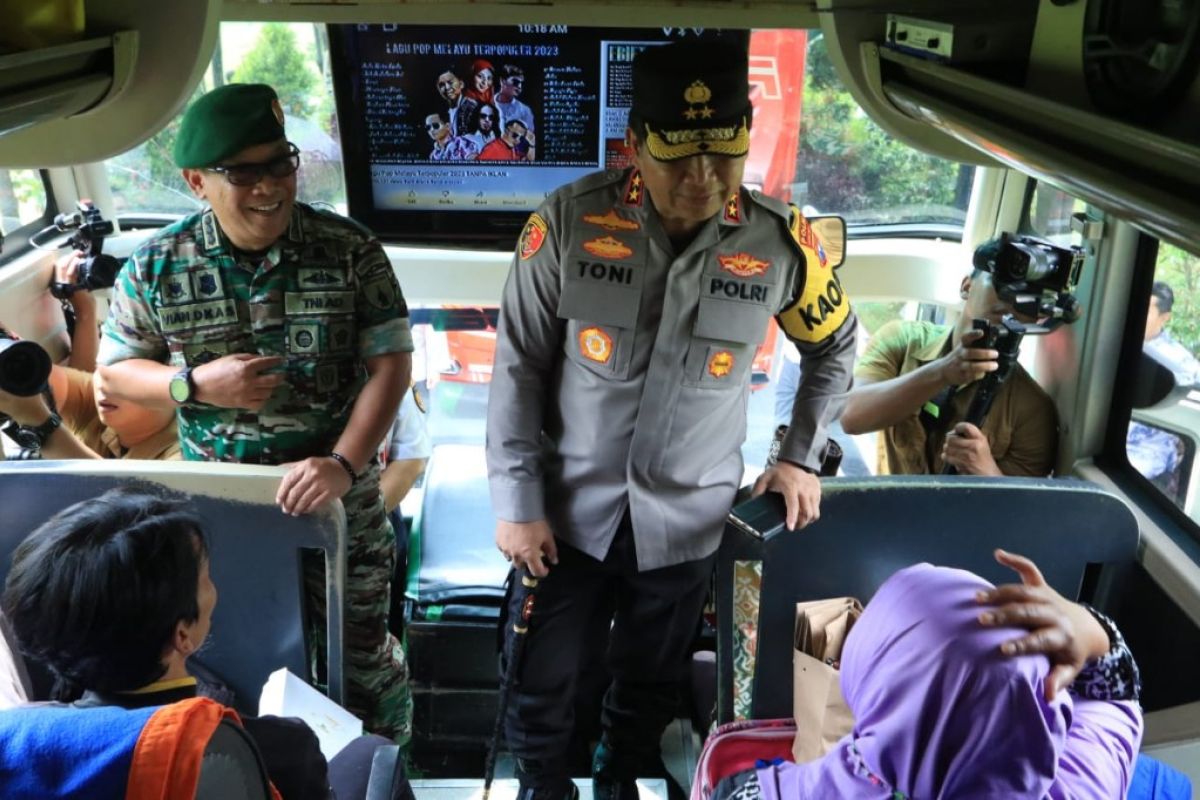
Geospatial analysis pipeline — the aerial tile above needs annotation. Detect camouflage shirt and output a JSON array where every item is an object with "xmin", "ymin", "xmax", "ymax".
[{"xmin": 98, "ymin": 203, "xmax": 413, "ymax": 464}]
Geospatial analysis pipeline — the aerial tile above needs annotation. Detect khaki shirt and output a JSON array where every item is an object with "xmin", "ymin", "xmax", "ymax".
[
  {"xmin": 60, "ymin": 367, "xmax": 182, "ymax": 460},
  {"xmin": 487, "ymin": 168, "xmax": 857, "ymax": 570},
  {"xmin": 98, "ymin": 204, "xmax": 412, "ymax": 464},
  {"xmin": 855, "ymin": 320, "xmax": 1057, "ymax": 476}
]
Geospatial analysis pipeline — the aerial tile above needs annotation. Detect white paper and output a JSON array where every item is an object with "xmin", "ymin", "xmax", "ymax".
[{"xmin": 258, "ymin": 667, "xmax": 362, "ymax": 761}]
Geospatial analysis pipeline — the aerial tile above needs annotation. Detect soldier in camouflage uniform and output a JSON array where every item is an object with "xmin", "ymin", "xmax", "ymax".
[{"xmin": 96, "ymin": 84, "xmax": 414, "ymax": 743}]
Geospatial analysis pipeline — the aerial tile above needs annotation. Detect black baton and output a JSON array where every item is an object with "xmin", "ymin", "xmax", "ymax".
[{"xmin": 483, "ymin": 568, "xmax": 541, "ymax": 800}]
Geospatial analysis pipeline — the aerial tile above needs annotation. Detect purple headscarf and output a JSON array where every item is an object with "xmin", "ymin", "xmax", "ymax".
[{"xmin": 754, "ymin": 564, "xmax": 1140, "ymax": 799}]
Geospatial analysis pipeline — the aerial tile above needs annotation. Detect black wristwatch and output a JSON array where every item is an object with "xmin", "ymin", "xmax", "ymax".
[
  {"xmin": 169, "ymin": 366, "xmax": 196, "ymax": 405},
  {"xmin": 2, "ymin": 412, "xmax": 62, "ymax": 450}
]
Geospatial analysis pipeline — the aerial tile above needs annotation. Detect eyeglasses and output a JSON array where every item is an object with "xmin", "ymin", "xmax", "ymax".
[
  {"xmin": 207, "ymin": 143, "xmax": 301, "ymax": 187},
  {"xmin": 426, "ymin": 121, "xmax": 445, "ymax": 131},
  {"xmin": 479, "ymin": 112, "xmax": 496, "ymax": 119}
]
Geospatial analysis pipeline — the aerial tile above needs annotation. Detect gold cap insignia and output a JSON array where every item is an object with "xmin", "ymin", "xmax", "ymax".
[{"xmin": 683, "ymin": 80, "xmax": 715, "ymax": 121}]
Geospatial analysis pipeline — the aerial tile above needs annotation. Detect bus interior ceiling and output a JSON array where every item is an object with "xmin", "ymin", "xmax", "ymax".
[{"xmin": 2, "ymin": 0, "xmax": 1200, "ymax": 784}]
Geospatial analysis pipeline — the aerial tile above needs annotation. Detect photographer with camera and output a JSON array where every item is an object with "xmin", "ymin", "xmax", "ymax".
[
  {"xmin": 841, "ymin": 237, "xmax": 1060, "ymax": 477},
  {"xmin": 0, "ymin": 252, "xmax": 180, "ymax": 462}
]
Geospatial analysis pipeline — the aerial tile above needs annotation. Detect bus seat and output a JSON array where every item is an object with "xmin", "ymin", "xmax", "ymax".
[
  {"xmin": 716, "ymin": 476, "xmax": 1140, "ymax": 723},
  {"xmin": 0, "ymin": 697, "xmax": 274, "ymax": 800},
  {"xmin": 404, "ymin": 443, "xmax": 508, "ymax": 754},
  {"xmin": 407, "ymin": 443, "xmax": 507, "ymax": 608},
  {"xmin": 0, "ymin": 461, "xmax": 348, "ymax": 708}
]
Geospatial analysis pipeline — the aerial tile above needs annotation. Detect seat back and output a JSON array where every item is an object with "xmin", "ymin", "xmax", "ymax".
[
  {"xmin": 0, "ymin": 461, "xmax": 347, "ymax": 706},
  {"xmin": 0, "ymin": 698, "xmax": 274, "ymax": 800},
  {"xmin": 407, "ymin": 443, "xmax": 507, "ymax": 606},
  {"xmin": 716, "ymin": 476, "xmax": 1141, "ymax": 723}
]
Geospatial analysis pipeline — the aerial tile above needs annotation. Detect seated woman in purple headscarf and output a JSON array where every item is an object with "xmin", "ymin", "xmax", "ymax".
[{"xmin": 715, "ymin": 550, "xmax": 1142, "ymax": 800}]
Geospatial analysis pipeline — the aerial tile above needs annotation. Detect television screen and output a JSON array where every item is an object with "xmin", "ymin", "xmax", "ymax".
[{"xmin": 329, "ymin": 24, "xmax": 749, "ymax": 248}]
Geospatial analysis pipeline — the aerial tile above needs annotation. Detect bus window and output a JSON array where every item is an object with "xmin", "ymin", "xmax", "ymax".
[
  {"xmin": 0, "ymin": 170, "xmax": 47, "ymax": 235},
  {"xmin": 1128, "ymin": 242, "xmax": 1200, "ymax": 519},
  {"xmin": 105, "ymin": 22, "xmax": 346, "ymax": 218},
  {"xmin": 791, "ymin": 33, "xmax": 973, "ymax": 230}
]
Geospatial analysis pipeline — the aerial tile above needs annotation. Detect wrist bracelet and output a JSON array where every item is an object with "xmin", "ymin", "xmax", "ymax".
[{"xmin": 329, "ymin": 452, "xmax": 357, "ymax": 484}]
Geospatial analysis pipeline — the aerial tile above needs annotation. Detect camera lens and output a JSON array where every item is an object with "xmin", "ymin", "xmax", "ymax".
[
  {"xmin": 0, "ymin": 338, "xmax": 52, "ymax": 396},
  {"xmin": 80, "ymin": 254, "xmax": 122, "ymax": 290}
]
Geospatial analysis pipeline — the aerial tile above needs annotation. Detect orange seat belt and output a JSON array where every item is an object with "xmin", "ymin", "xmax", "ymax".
[{"xmin": 125, "ymin": 696, "xmax": 282, "ymax": 800}]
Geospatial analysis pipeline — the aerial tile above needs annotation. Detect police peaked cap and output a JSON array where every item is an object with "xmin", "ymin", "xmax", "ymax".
[
  {"xmin": 631, "ymin": 39, "xmax": 752, "ymax": 161},
  {"xmin": 174, "ymin": 83, "xmax": 287, "ymax": 168}
]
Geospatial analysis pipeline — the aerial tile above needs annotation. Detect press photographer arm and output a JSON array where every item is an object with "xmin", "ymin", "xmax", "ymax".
[
  {"xmin": 56, "ymin": 252, "xmax": 99, "ymax": 373},
  {"xmin": 0, "ymin": 385, "xmax": 100, "ymax": 460},
  {"xmin": 841, "ymin": 329, "xmax": 999, "ymax": 435}
]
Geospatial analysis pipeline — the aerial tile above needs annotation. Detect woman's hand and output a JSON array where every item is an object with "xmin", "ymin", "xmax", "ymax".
[{"xmin": 976, "ymin": 548, "xmax": 1111, "ymax": 700}]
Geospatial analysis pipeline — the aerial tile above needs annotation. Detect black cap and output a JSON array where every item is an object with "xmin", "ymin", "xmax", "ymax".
[{"xmin": 631, "ymin": 40, "xmax": 752, "ymax": 161}]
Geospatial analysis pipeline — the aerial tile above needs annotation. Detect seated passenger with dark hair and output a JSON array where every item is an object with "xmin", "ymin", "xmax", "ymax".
[
  {"xmin": 841, "ymin": 245, "xmax": 1057, "ymax": 476},
  {"xmin": 2, "ymin": 485, "xmax": 405, "ymax": 800},
  {"xmin": 712, "ymin": 551, "xmax": 1143, "ymax": 799}
]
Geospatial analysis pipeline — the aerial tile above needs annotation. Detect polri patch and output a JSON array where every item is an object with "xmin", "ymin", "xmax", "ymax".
[
  {"xmin": 519, "ymin": 213, "xmax": 548, "ymax": 260},
  {"xmin": 707, "ymin": 350, "xmax": 735, "ymax": 378},
  {"xmin": 582, "ymin": 236, "xmax": 633, "ymax": 260},
  {"xmin": 579, "ymin": 326, "xmax": 613, "ymax": 364}
]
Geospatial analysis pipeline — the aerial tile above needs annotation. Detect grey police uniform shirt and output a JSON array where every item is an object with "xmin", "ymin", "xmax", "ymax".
[{"xmin": 487, "ymin": 167, "xmax": 857, "ymax": 570}]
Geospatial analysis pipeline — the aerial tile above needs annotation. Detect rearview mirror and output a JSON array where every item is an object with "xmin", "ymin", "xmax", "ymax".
[{"xmin": 809, "ymin": 215, "xmax": 846, "ymax": 269}]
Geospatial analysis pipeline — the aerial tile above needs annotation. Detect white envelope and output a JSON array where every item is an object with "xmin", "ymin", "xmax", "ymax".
[{"xmin": 258, "ymin": 667, "xmax": 363, "ymax": 761}]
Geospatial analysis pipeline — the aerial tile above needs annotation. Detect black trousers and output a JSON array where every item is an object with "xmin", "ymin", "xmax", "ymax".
[{"xmin": 501, "ymin": 514, "xmax": 715, "ymax": 780}]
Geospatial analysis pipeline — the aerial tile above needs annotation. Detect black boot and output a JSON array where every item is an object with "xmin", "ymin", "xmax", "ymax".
[
  {"xmin": 516, "ymin": 758, "xmax": 580, "ymax": 800},
  {"xmin": 591, "ymin": 740, "xmax": 639, "ymax": 800}
]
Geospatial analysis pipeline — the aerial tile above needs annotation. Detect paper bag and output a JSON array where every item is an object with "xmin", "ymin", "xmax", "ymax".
[{"xmin": 792, "ymin": 597, "xmax": 861, "ymax": 763}]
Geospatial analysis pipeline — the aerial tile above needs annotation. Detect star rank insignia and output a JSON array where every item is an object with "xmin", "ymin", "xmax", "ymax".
[
  {"xmin": 623, "ymin": 171, "xmax": 644, "ymax": 207},
  {"xmin": 723, "ymin": 192, "xmax": 741, "ymax": 223},
  {"xmin": 683, "ymin": 80, "xmax": 715, "ymax": 122}
]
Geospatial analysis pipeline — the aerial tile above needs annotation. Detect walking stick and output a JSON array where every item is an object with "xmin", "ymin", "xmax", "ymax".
[{"xmin": 482, "ymin": 568, "xmax": 541, "ymax": 800}]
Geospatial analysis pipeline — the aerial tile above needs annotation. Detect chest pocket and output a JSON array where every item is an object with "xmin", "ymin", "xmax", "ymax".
[
  {"xmin": 684, "ymin": 270, "xmax": 776, "ymax": 389},
  {"xmin": 157, "ymin": 266, "xmax": 251, "ymax": 368},
  {"xmin": 283, "ymin": 263, "xmax": 358, "ymax": 396},
  {"xmin": 557, "ymin": 250, "xmax": 645, "ymax": 381}
]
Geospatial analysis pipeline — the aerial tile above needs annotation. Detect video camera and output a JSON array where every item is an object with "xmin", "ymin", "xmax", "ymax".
[
  {"xmin": 49, "ymin": 200, "xmax": 121, "ymax": 299},
  {"xmin": 0, "ymin": 329, "xmax": 51, "ymax": 397},
  {"xmin": 972, "ymin": 232, "xmax": 1084, "ymax": 329}
]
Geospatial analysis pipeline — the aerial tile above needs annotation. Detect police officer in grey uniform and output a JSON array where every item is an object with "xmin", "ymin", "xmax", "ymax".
[{"xmin": 486, "ymin": 40, "xmax": 857, "ymax": 800}]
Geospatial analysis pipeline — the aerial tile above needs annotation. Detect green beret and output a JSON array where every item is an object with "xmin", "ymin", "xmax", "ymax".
[{"xmin": 173, "ymin": 83, "xmax": 287, "ymax": 168}]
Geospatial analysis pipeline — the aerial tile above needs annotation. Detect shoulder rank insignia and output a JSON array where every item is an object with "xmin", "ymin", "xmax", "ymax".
[
  {"xmin": 723, "ymin": 192, "xmax": 741, "ymax": 223},
  {"xmin": 583, "ymin": 236, "xmax": 633, "ymax": 260},
  {"xmin": 582, "ymin": 209, "xmax": 640, "ymax": 232},
  {"xmin": 579, "ymin": 326, "xmax": 614, "ymax": 364},
  {"xmin": 623, "ymin": 171, "xmax": 644, "ymax": 207},
  {"xmin": 519, "ymin": 213, "xmax": 548, "ymax": 260}
]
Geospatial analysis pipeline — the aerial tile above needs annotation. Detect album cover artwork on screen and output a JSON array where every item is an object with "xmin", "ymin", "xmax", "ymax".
[{"xmin": 330, "ymin": 25, "xmax": 748, "ymax": 244}]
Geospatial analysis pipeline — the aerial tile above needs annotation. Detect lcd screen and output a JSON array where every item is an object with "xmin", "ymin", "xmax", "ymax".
[{"xmin": 330, "ymin": 24, "xmax": 749, "ymax": 247}]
